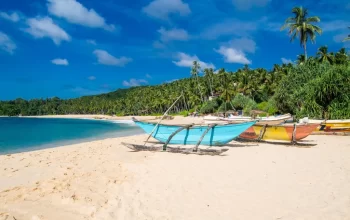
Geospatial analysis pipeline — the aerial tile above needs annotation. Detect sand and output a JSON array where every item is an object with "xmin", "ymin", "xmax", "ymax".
[{"xmin": 1, "ymin": 116, "xmax": 350, "ymax": 220}]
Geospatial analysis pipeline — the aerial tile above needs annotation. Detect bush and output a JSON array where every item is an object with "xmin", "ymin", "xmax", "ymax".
[
  {"xmin": 275, "ymin": 63, "xmax": 350, "ymax": 119},
  {"xmin": 230, "ymin": 94, "xmax": 257, "ymax": 115},
  {"xmin": 200, "ymin": 100, "xmax": 219, "ymax": 114}
]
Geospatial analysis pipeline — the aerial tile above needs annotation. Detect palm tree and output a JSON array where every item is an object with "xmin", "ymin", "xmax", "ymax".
[
  {"xmin": 317, "ymin": 46, "xmax": 334, "ymax": 64},
  {"xmin": 334, "ymin": 48, "xmax": 348, "ymax": 65},
  {"xmin": 281, "ymin": 6, "xmax": 322, "ymax": 60},
  {"xmin": 343, "ymin": 27, "xmax": 350, "ymax": 42},
  {"xmin": 191, "ymin": 61, "xmax": 203, "ymax": 102},
  {"xmin": 204, "ymin": 68, "xmax": 214, "ymax": 96}
]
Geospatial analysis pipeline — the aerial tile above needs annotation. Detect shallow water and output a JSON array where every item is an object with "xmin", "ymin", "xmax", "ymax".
[{"xmin": 0, "ymin": 117, "xmax": 143, "ymax": 154}]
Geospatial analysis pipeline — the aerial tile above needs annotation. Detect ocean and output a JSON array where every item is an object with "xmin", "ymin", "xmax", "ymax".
[{"xmin": 0, "ymin": 117, "xmax": 143, "ymax": 155}]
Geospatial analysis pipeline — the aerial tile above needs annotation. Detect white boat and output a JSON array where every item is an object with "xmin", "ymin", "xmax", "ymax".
[{"xmin": 204, "ymin": 113, "xmax": 292, "ymax": 125}]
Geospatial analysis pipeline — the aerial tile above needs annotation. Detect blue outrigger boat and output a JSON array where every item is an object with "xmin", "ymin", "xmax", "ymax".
[
  {"xmin": 122, "ymin": 94, "xmax": 256, "ymax": 155},
  {"xmin": 132, "ymin": 118, "xmax": 256, "ymax": 146}
]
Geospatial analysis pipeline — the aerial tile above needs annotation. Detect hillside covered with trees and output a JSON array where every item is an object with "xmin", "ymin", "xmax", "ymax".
[
  {"xmin": 1, "ymin": 7, "xmax": 350, "ymax": 119},
  {"xmin": 1, "ymin": 47, "xmax": 349, "ymax": 119}
]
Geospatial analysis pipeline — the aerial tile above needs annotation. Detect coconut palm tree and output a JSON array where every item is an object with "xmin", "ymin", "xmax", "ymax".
[
  {"xmin": 203, "ymin": 68, "xmax": 214, "ymax": 96},
  {"xmin": 335, "ymin": 48, "xmax": 348, "ymax": 65},
  {"xmin": 281, "ymin": 6, "xmax": 322, "ymax": 60},
  {"xmin": 191, "ymin": 61, "xmax": 203, "ymax": 102},
  {"xmin": 343, "ymin": 27, "xmax": 350, "ymax": 41},
  {"xmin": 317, "ymin": 46, "xmax": 334, "ymax": 64}
]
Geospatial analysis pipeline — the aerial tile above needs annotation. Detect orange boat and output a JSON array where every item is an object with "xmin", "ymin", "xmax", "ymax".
[{"xmin": 239, "ymin": 124, "xmax": 320, "ymax": 142}]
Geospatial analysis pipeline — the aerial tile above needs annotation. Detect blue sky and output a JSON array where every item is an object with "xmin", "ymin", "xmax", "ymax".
[{"xmin": 0, "ymin": 0, "xmax": 349, "ymax": 100}]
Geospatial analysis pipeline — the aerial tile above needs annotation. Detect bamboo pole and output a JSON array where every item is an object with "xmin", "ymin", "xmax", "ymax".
[
  {"xmin": 143, "ymin": 93, "xmax": 183, "ymax": 146},
  {"xmin": 193, "ymin": 124, "xmax": 216, "ymax": 152}
]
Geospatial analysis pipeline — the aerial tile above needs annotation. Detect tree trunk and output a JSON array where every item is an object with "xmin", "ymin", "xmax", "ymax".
[
  {"xmin": 303, "ymin": 42, "xmax": 307, "ymax": 61},
  {"xmin": 196, "ymin": 75, "xmax": 203, "ymax": 102}
]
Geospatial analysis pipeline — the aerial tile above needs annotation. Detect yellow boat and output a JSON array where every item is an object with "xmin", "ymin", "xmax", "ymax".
[
  {"xmin": 240, "ymin": 124, "xmax": 319, "ymax": 141},
  {"xmin": 309, "ymin": 119, "xmax": 350, "ymax": 133}
]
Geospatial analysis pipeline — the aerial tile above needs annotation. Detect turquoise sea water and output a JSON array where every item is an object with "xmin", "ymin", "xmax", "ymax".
[{"xmin": 0, "ymin": 117, "xmax": 143, "ymax": 155}]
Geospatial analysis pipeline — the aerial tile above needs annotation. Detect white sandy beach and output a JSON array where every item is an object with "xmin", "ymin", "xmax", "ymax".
[{"xmin": 1, "ymin": 116, "xmax": 350, "ymax": 220}]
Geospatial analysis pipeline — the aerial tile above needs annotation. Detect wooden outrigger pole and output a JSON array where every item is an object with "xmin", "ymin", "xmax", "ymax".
[{"xmin": 143, "ymin": 93, "xmax": 183, "ymax": 146}]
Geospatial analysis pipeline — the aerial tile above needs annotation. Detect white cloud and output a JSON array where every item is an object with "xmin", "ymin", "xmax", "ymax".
[
  {"xmin": 47, "ymin": 0, "xmax": 115, "ymax": 31},
  {"xmin": 0, "ymin": 11, "xmax": 20, "ymax": 22},
  {"xmin": 215, "ymin": 37, "xmax": 255, "ymax": 64},
  {"xmin": 51, "ymin": 58, "xmax": 69, "ymax": 65},
  {"xmin": 333, "ymin": 33, "xmax": 350, "ymax": 48},
  {"xmin": 158, "ymin": 27, "xmax": 189, "ymax": 42},
  {"xmin": 173, "ymin": 52, "xmax": 215, "ymax": 69},
  {"xmin": 86, "ymin": 39, "xmax": 96, "ymax": 45},
  {"xmin": 200, "ymin": 19, "xmax": 257, "ymax": 40},
  {"xmin": 24, "ymin": 17, "xmax": 70, "ymax": 45},
  {"xmin": 0, "ymin": 32, "xmax": 17, "ymax": 54},
  {"xmin": 146, "ymin": 74, "xmax": 152, "ymax": 78},
  {"xmin": 232, "ymin": 0, "xmax": 271, "ymax": 10},
  {"xmin": 123, "ymin": 78, "xmax": 148, "ymax": 87},
  {"xmin": 142, "ymin": 0, "xmax": 191, "ymax": 20},
  {"xmin": 227, "ymin": 37, "xmax": 256, "ymax": 53},
  {"xmin": 93, "ymin": 49, "xmax": 132, "ymax": 66},
  {"xmin": 215, "ymin": 47, "xmax": 251, "ymax": 64},
  {"xmin": 322, "ymin": 20, "xmax": 350, "ymax": 32},
  {"xmin": 88, "ymin": 76, "xmax": 96, "ymax": 80},
  {"xmin": 281, "ymin": 58, "xmax": 293, "ymax": 64}
]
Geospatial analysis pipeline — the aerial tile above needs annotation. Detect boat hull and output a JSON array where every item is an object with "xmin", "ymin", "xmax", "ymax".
[
  {"xmin": 134, "ymin": 120, "xmax": 256, "ymax": 146},
  {"xmin": 226, "ymin": 119, "xmax": 286, "ymax": 126},
  {"xmin": 204, "ymin": 114, "xmax": 292, "ymax": 125},
  {"xmin": 239, "ymin": 124, "xmax": 319, "ymax": 141},
  {"xmin": 310, "ymin": 120, "xmax": 350, "ymax": 133}
]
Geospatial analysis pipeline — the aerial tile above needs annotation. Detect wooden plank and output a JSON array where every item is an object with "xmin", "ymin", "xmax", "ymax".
[
  {"xmin": 193, "ymin": 124, "xmax": 217, "ymax": 152},
  {"xmin": 257, "ymin": 124, "xmax": 267, "ymax": 141},
  {"xmin": 122, "ymin": 142, "xmax": 229, "ymax": 156}
]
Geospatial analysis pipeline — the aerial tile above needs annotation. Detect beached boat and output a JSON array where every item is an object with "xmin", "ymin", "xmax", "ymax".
[
  {"xmin": 308, "ymin": 119, "xmax": 350, "ymax": 133},
  {"xmin": 204, "ymin": 113, "xmax": 292, "ymax": 125},
  {"xmin": 133, "ymin": 118, "xmax": 256, "ymax": 146},
  {"xmin": 239, "ymin": 123, "xmax": 319, "ymax": 142}
]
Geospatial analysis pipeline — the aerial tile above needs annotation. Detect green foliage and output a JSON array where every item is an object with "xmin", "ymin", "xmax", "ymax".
[
  {"xmin": 177, "ymin": 110, "xmax": 189, "ymax": 117},
  {"xmin": 230, "ymin": 94, "xmax": 257, "ymax": 115},
  {"xmin": 275, "ymin": 63, "xmax": 350, "ymax": 119},
  {"xmin": 200, "ymin": 100, "xmax": 219, "ymax": 114},
  {"xmin": 257, "ymin": 102, "xmax": 268, "ymax": 111},
  {"xmin": 256, "ymin": 99, "xmax": 278, "ymax": 115}
]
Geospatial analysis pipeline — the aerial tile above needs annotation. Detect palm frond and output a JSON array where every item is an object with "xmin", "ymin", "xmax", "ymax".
[{"xmin": 306, "ymin": 16, "xmax": 320, "ymax": 23}]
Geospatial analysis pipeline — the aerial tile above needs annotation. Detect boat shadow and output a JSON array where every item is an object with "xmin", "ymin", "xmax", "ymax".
[
  {"xmin": 144, "ymin": 141, "xmax": 258, "ymax": 148},
  {"xmin": 235, "ymin": 138, "xmax": 317, "ymax": 148}
]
